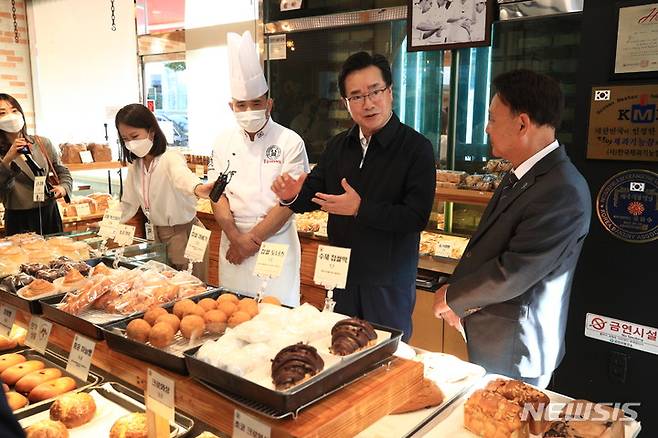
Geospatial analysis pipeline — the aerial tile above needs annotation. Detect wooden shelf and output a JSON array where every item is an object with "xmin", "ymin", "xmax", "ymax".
[
  {"xmin": 14, "ymin": 310, "xmax": 424, "ymax": 438},
  {"xmin": 66, "ymin": 161, "xmax": 125, "ymax": 171},
  {"xmin": 435, "ymin": 187, "xmax": 493, "ymax": 205}
]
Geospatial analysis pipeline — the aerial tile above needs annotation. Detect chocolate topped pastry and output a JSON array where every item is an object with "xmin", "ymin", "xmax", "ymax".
[
  {"xmin": 271, "ymin": 343, "xmax": 324, "ymax": 390},
  {"xmin": 35, "ymin": 269, "xmax": 63, "ymax": 282},
  {"xmin": 1, "ymin": 273, "xmax": 34, "ymax": 293},
  {"xmin": 330, "ymin": 318, "xmax": 377, "ymax": 356},
  {"xmin": 49, "ymin": 256, "xmax": 75, "ymax": 270},
  {"xmin": 69, "ymin": 261, "xmax": 91, "ymax": 276},
  {"xmin": 19, "ymin": 263, "xmax": 48, "ymax": 277}
]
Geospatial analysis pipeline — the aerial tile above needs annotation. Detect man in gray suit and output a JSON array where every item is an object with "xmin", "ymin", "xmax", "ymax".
[{"xmin": 433, "ymin": 69, "xmax": 591, "ymax": 388}]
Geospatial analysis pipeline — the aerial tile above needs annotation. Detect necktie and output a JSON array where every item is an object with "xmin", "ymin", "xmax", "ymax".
[{"xmin": 499, "ymin": 172, "xmax": 518, "ymax": 201}]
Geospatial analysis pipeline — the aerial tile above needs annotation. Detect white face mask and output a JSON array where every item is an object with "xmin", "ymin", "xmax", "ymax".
[
  {"xmin": 125, "ymin": 137, "xmax": 153, "ymax": 158},
  {"xmin": 0, "ymin": 113, "xmax": 25, "ymax": 133},
  {"xmin": 234, "ymin": 109, "xmax": 268, "ymax": 133}
]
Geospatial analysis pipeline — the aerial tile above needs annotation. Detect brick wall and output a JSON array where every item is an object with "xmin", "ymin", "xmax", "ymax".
[{"xmin": 0, "ymin": 0, "xmax": 34, "ymax": 131}]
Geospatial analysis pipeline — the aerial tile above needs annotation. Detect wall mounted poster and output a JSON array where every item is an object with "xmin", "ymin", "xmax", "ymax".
[
  {"xmin": 615, "ymin": 3, "xmax": 658, "ymax": 75},
  {"xmin": 587, "ymin": 84, "xmax": 658, "ymax": 162}
]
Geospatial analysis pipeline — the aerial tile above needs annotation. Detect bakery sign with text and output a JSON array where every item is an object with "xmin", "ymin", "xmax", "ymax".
[{"xmin": 587, "ymin": 84, "xmax": 658, "ymax": 162}]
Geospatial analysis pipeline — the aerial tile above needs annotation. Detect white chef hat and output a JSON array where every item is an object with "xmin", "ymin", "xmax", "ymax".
[{"xmin": 227, "ymin": 31, "xmax": 268, "ymax": 101}]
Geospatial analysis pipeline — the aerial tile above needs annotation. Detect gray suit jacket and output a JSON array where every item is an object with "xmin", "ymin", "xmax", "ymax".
[{"xmin": 447, "ymin": 145, "xmax": 591, "ymax": 378}]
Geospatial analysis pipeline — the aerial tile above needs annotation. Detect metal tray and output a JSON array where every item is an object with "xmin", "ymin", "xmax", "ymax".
[
  {"xmin": 15, "ymin": 381, "xmax": 194, "ymax": 437},
  {"xmin": 6, "ymin": 347, "xmax": 102, "ymax": 414},
  {"xmin": 39, "ymin": 258, "xmax": 139, "ymax": 340},
  {"xmin": 184, "ymin": 322, "xmax": 402, "ymax": 415},
  {"xmin": 103, "ymin": 288, "xmax": 226, "ymax": 375},
  {"xmin": 0, "ymin": 257, "xmax": 119, "ymax": 315}
]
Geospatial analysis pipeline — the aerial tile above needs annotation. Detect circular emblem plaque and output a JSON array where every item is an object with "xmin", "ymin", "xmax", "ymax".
[{"xmin": 596, "ymin": 169, "xmax": 658, "ymax": 243}]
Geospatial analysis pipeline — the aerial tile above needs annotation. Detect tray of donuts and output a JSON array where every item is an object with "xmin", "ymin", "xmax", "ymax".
[
  {"xmin": 16, "ymin": 381, "xmax": 194, "ymax": 438},
  {"xmin": 102, "ymin": 289, "xmax": 278, "ymax": 375},
  {"xmin": 1, "ymin": 348, "xmax": 101, "ymax": 414},
  {"xmin": 183, "ymin": 304, "xmax": 403, "ymax": 415},
  {"xmin": 0, "ymin": 257, "xmax": 136, "ymax": 315}
]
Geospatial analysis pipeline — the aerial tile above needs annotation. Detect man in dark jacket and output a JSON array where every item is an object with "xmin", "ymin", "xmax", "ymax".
[{"xmin": 272, "ymin": 52, "xmax": 436, "ymax": 341}]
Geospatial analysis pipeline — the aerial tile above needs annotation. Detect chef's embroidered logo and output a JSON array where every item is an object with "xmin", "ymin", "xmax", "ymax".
[{"xmin": 264, "ymin": 145, "xmax": 282, "ymax": 163}]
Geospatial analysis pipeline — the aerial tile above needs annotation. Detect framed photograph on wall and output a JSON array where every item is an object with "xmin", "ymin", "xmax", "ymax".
[
  {"xmin": 407, "ymin": 0, "xmax": 494, "ymax": 52},
  {"xmin": 612, "ymin": 1, "xmax": 658, "ymax": 79}
]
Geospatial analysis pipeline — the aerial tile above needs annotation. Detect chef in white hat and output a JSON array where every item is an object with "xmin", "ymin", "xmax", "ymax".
[{"xmin": 210, "ymin": 31, "xmax": 309, "ymax": 306}]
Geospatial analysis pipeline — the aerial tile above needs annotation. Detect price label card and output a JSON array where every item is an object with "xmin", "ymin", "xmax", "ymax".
[
  {"xmin": 183, "ymin": 225, "xmax": 211, "ymax": 262},
  {"xmin": 33, "ymin": 176, "xmax": 46, "ymax": 202},
  {"xmin": 434, "ymin": 241, "xmax": 454, "ymax": 258},
  {"xmin": 195, "ymin": 164, "xmax": 205, "ymax": 178},
  {"xmin": 26, "ymin": 316, "xmax": 52, "ymax": 354},
  {"xmin": 114, "ymin": 224, "xmax": 135, "ymax": 246},
  {"xmin": 0, "ymin": 304, "xmax": 17, "ymax": 336},
  {"xmin": 313, "ymin": 245, "xmax": 351, "ymax": 289},
  {"xmin": 76, "ymin": 203, "xmax": 91, "ymax": 217},
  {"xmin": 79, "ymin": 150, "xmax": 94, "ymax": 163},
  {"xmin": 253, "ymin": 242, "xmax": 288, "ymax": 278},
  {"xmin": 98, "ymin": 209, "xmax": 121, "ymax": 238},
  {"xmin": 233, "ymin": 409, "xmax": 271, "ymax": 438},
  {"xmin": 66, "ymin": 334, "xmax": 95, "ymax": 381},
  {"xmin": 146, "ymin": 368, "xmax": 175, "ymax": 422}
]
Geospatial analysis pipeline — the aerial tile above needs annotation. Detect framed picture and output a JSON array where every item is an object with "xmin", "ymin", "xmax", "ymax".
[
  {"xmin": 612, "ymin": 1, "xmax": 658, "ymax": 79},
  {"xmin": 407, "ymin": 0, "xmax": 495, "ymax": 52}
]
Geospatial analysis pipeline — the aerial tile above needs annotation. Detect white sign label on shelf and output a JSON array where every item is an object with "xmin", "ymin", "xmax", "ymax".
[
  {"xmin": 146, "ymin": 368, "xmax": 175, "ymax": 422},
  {"xmin": 98, "ymin": 208, "xmax": 122, "ymax": 238},
  {"xmin": 434, "ymin": 241, "xmax": 454, "ymax": 258},
  {"xmin": 195, "ymin": 164, "xmax": 205, "ymax": 178},
  {"xmin": 75, "ymin": 203, "xmax": 91, "ymax": 217},
  {"xmin": 183, "ymin": 225, "xmax": 211, "ymax": 262},
  {"xmin": 26, "ymin": 316, "xmax": 52, "ymax": 354},
  {"xmin": 313, "ymin": 245, "xmax": 351, "ymax": 289},
  {"xmin": 66, "ymin": 334, "xmax": 95, "ymax": 380},
  {"xmin": 114, "ymin": 224, "xmax": 135, "ymax": 246},
  {"xmin": 585, "ymin": 313, "xmax": 658, "ymax": 355},
  {"xmin": 0, "ymin": 304, "xmax": 16, "ymax": 336},
  {"xmin": 79, "ymin": 150, "xmax": 94, "ymax": 163},
  {"xmin": 233, "ymin": 409, "xmax": 271, "ymax": 438},
  {"xmin": 253, "ymin": 242, "xmax": 288, "ymax": 278},
  {"xmin": 33, "ymin": 176, "xmax": 46, "ymax": 202}
]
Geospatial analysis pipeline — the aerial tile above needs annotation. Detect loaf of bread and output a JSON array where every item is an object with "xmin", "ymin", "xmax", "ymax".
[
  {"xmin": 50, "ymin": 392, "xmax": 97, "ymax": 428},
  {"xmin": 109, "ymin": 412, "xmax": 147, "ymax": 438},
  {"xmin": 28, "ymin": 377, "xmax": 77, "ymax": 402},
  {"xmin": 464, "ymin": 389, "xmax": 529, "ymax": 438},
  {"xmin": 59, "ymin": 143, "xmax": 87, "ymax": 164},
  {"xmin": 87, "ymin": 143, "xmax": 112, "ymax": 162},
  {"xmin": 15, "ymin": 368, "xmax": 63, "ymax": 394},
  {"xmin": 391, "ymin": 376, "xmax": 444, "ymax": 413},
  {"xmin": 0, "ymin": 335, "xmax": 17, "ymax": 351},
  {"xmin": 0, "ymin": 353, "xmax": 26, "ymax": 373},
  {"xmin": 1, "ymin": 360, "xmax": 46, "ymax": 385},
  {"xmin": 484, "ymin": 378, "xmax": 550, "ymax": 435},
  {"xmin": 5, "ymin": 391, "xmax": 28, "ymax": 411},
  {"xmin": 25, "ymin": 419, "xmax": 69, "ymax": 438}
]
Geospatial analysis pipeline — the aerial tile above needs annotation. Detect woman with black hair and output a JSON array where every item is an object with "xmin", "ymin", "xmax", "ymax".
[
  {"xmin": 116, "ymin": 103, "xmax": 213, "ymax": 281},
  {"xmin": 0, "ymin": 93, "xmax": 71, "ymax": 236}
]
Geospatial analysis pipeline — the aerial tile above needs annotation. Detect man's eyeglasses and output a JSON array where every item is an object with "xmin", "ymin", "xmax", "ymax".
[{"xmin": 345, "ymin": 86, "xmax": 390, "ymax": 105}]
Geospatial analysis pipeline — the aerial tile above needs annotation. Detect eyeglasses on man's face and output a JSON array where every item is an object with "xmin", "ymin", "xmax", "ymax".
[{"xmin": 345, "ymin": 86, "xmax": 390, "ymax": 105}]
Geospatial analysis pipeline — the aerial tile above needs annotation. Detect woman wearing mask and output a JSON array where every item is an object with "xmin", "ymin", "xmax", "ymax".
[
  {"xmin": 0, "ymin": 93, "xmax": 71, "ymax": 235},
  {"xmin": 116, "ymin": 104, "xmax": 214, "ymax": 281}
]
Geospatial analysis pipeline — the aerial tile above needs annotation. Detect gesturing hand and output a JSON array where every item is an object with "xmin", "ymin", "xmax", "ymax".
[
  {"xmin": 271, "ymin": 172, "xmax": 307, "ymax": 203},
  {"xmin": 312, "ymin": 178, "xmax": 361, "ymax": 216}
]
